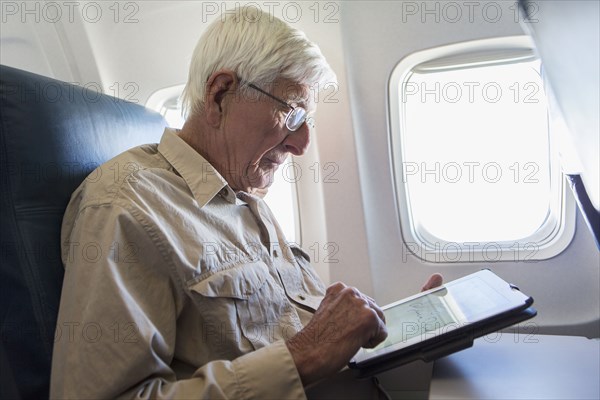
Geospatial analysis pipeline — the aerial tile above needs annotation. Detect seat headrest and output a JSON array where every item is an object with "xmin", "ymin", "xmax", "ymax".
[{"xmin": 1, "ymin": 65, "xmax": 167, "ymax": 210}]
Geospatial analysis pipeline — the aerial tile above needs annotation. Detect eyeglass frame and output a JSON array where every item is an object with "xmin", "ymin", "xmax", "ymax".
[{"xmin": 245, "ymin": 82, "xmax": 314, "ymax": 132}]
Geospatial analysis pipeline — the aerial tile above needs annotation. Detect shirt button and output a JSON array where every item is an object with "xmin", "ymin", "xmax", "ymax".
[{"xmin": 297, "ymin": 294, "xmax": 306, "ymax": 301}]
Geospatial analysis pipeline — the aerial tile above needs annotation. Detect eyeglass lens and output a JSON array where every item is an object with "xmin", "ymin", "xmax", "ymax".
[{"xmin": 287, "ymin": 107, "xmax": 307, "ymax": 131}]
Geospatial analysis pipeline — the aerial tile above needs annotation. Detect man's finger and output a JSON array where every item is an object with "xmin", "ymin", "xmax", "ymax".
[
  {"xmin": 359, "ymin": 293, "xmax": 386, "ymax": 324},
  {"xmin": 367, "ymin": 299, "xmax": 386, "ymax": 324},
  {"xmin": 325, "ymin": 281, "xmax": 347, "ymax": 296},
  {"xmin": 365, "ymin": 319, "xmax": 388, "ymax": 348},
  {"xmin": 421, "ymin": 273, "xmax": 444, "ymax": 292}
]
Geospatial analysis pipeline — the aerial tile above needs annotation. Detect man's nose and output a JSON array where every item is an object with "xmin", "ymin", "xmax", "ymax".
[{"xmin": 283, "ymin": 123, "xmax": 311, "ymax": 156}]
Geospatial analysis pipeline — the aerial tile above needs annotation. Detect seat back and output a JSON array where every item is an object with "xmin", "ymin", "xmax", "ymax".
[
  {"xmin": 519, "ymin": 0, "xmax": 600, "ymax": 248},
  {"xmin": 0, "ymin": 65, "xmax": 167, "ymax": 399}
]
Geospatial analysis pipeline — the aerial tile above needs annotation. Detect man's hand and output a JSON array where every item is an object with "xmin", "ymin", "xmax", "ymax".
[
  {"xmin": 286, "ymin": 282, "xmax": 387, "ymax": 386},
  {"xmin": 286, "ymin": 274, "xmax": 443, "ymax": 386},
  {"xmin": 421, "ymin": 273, "xmax": 443, "ymax": 292}
]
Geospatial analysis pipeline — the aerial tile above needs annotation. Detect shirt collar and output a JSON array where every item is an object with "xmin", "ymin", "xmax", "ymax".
[{"xmin": 157, "ymin": 128, "xmax": 239, "ymax": 208}]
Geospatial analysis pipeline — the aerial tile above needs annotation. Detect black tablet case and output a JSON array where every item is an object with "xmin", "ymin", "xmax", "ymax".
[{"xmin": 349, "ymin": 301, "xmax": 537, "ymax": 378}]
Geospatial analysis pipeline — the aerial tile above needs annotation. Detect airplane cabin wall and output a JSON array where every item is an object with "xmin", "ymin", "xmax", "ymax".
[{"xmin": 339, "ymin": 0, "xmax": 599, "ymax": 338}]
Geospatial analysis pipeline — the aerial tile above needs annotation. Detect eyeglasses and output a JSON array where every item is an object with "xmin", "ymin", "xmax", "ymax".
[{"xmin": 246, "ymin": 83, "xmax": 314, "ymax": 132}]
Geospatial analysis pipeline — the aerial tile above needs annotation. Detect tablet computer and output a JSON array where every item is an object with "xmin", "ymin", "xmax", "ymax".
[{"xmin": 349, "ymin": 269, "xmax": 536, "ymax": 376}]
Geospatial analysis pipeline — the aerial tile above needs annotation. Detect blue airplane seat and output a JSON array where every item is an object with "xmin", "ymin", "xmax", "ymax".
[{"xmin": 0, "ymin": 65, "xmax": 167, "ymax": 399}]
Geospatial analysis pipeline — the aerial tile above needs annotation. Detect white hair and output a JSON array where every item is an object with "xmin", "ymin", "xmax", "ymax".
[{"xmin": 181, "ymin": 5, "xmax": 337, "ymax": 118}]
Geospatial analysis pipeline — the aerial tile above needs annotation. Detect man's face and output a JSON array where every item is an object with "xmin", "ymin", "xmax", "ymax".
[{"xmin": 218, "ymin": 79, "xmax": 315, "ymax": 192}]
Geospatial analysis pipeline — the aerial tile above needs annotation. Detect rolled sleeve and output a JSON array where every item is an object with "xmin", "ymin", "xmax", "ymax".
[
  {"xmin": 117, "ymin": 341, "xmax": 306, "ymax": 400},
  {"xmin": 232, "ymin": 340, "xmax": 306, "ymax": 400}
]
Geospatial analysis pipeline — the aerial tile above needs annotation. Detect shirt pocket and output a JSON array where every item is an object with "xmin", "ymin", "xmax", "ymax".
[
  {"xmin": 190, "ymin": 261, "xmax": 268, "ymax": 299},
  {"xmin": 283, "ymin": 245, "xmax": 326, "ymax": 310},
  {"xmin": 189, "ymin": 261, "xmax": 303, "ymax": 352},
  {"xmin": 290, "ymin": 245, "xmax": 325, "ymax": 288}
]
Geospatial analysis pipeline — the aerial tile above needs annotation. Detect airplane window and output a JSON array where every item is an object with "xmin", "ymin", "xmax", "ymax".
[
  {"xmin": 404, "ymin": 59, "xmax": 548, "ymax": 242},
  {"xmin": 147, "ymin": 89, "xmax": 299, "ymax": 244},
  {"xmin": 160, "ymin": 100, "xmax": 185, "ymax": 129},
  {"xmin": 262, "ymin": 156, "xmax": 300, "ymax": 244},
  {"xmin": 390, "ymin": 40, "xmax": 575, "ymax": 262}
]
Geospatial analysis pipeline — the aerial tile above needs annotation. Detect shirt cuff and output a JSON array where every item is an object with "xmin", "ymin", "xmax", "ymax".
[{"xmin": 233, "ymin": 340, "xmax": 307, "ymax": 400}]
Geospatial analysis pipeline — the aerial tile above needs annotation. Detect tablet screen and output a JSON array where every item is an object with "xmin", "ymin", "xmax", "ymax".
[
  {"xmin": 382, "ymin": 287, "xmax": 459, "ymax": 346},
  {"xmin": 354, "ymin": 270, "xmax": 529, "ymax": 364}
]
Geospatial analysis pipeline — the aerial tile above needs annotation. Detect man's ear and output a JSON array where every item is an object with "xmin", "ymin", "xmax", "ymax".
[{"xmin": 204, "ymin": 70, "xmax": 238, "ymax": 128}]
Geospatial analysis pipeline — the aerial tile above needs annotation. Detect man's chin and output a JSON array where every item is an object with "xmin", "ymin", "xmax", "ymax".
[
  {"xmin": 244, "ymin": 172, "xmax": 275, "ymax": 193},
  {"xmin": 258, "ymin": 168, "xmax": 277, "ymax": 186}
]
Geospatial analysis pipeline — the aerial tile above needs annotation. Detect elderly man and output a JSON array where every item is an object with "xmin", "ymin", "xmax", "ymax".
[{"xmin": 50, "ymin": 7, "xmax": 441, "ymax": 399}]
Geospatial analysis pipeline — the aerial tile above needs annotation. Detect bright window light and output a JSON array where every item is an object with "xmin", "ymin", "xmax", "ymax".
[
  {"xmin": 263, "ymin": 157, "xmax": 299, "ymax": 243},
  {"xmin": 403, "ymin": 60, "xmax": 549, "ymax": 243},
  {"xmin": 162, "ymin": 106, "xmax": 185, "ymax": 129},
  {"xmin": 389, "ymin": 38, "xmax": 575, "ymax": 262}
]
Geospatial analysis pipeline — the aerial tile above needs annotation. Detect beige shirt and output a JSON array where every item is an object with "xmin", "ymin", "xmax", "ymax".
[{"xmin": 50, "ymin": 128, "xmax": 326, "ymax": 399}]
